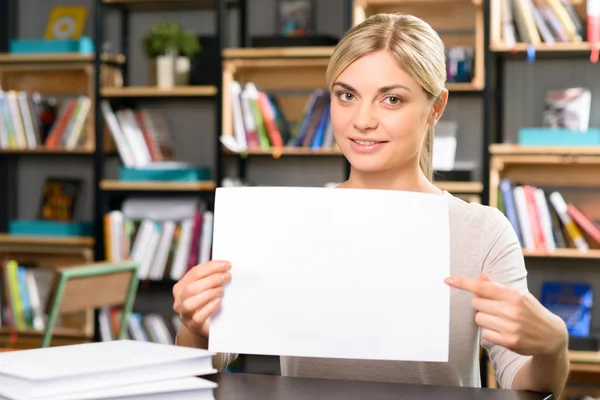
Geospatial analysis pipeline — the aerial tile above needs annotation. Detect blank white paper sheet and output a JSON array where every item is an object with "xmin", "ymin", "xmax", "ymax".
[{"xmin": 209, "ymin": 186, "xmax": 451, "ymax": 362}]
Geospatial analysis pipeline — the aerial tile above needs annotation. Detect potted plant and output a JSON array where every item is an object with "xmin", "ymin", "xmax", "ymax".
[
  {"xmin": 143, "ymin": 21, "xmax": 200, "ymax": 88},
  {"xmin": 175, "ymin": 29, "xmax": 202, "ymax": 86}
]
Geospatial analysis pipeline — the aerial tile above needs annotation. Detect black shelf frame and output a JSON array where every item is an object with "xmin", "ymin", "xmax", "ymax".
[
  {"xmin": 0, "ymin": 0, "xmax": 19, "ymax": 233},
  {"xmin": 92, "ymin": 0, "xmax": 247, "ymax": 262}
]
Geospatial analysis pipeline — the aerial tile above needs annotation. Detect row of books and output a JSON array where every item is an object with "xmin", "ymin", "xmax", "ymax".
[
  {"xmin": 0, "ymin": 91, "xmax": 91, "ymax": 151},
  {"xmin": 224, "ymin": 80, "xmax": 336, "ymax": 153},
  {"xmin": 0, "ymin": 260, "xmax": 54, "ymax": 331},
  {"xmin": 497, "ymin": 179, "xmax": 600, "ymax": 252},
  {"xmin": 500, "ymin": 0, "xmax": 584, "ymax": 46},
  {"xmin": 98, "ymin": 306, "xmax": 183, "ymax": 344},
  {"xmin": 101, "ymin": 101, "xmax": 174, "ymax": 168},
  {"xmin": 104, "ymin": 198, "xmax": 213, "ymax": 281}
]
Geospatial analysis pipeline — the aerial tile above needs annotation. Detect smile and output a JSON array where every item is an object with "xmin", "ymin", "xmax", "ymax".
[
  {"xmin": 350, "ymin": 139, "xmax": 387, "ymax": 145},
  {"xmin": 349, "ymin": 138, "xmax": 388, "ymax": 153}
]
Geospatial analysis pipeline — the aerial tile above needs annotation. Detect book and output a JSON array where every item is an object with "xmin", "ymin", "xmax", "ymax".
[
  {"xmin": 0, "ymin": 340, "xmax": 215, "ymax": 400},
  {"xmin": 39, "ymin": 377, "xmax": 217, "ymax": 400},
  {"xmin": 541, "ymin": 281, "xmax": 593, "ymax": 337}
]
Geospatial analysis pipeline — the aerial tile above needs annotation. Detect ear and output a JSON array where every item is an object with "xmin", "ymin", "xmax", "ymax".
[{"xmin": 428, "ymin": 89, "xmax": 449, "ymax": 126}]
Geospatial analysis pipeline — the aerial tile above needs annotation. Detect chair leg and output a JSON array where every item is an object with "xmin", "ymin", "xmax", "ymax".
[
  {"xmin": 117, "ymin": 273, "xmax": 140, "ymax": 339},
  {"xmin": 42, "ymin": 275, "xmax": 67, "ymax": 348}
]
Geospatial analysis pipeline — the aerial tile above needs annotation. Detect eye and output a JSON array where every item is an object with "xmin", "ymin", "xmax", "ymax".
[
  {"xmin": 337, "ymin": 92, "xmax": 355, "ymax": 102},
  {"xmin": 384, "ymin": 96, "xmax": 402, "ymax": 105}
]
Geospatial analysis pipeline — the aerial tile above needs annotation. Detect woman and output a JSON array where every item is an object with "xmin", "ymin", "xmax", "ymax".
[{"xmin": 173, "ymin": 13, "xmax": 569, "ymax": 395}]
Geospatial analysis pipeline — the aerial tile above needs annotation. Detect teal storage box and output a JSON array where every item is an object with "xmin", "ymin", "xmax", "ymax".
[
  {"xmin": 518, "ymin": 127, "xmax": 600, "ymax": 146},
  {"xmin": 118, "ymin": 166, "xmax": 212, "ymax": 182},
  {"xmin": 9, "ymin": 220, "xmax": 94, "ymax": 237},
  {"xmin": 9, "ymin": 36, "xmax": 95, "ymax": 54}
]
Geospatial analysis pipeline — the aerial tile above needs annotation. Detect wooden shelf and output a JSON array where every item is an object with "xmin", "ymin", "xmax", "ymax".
[
  {"xmin": 490, "ymin": 42, "xmax": 592, "ymax": 54},
  {"xmin": 445, "ymin": 82, "xmax": 484, "ymax": 92},
  {"xmin": 490, "ymin": 144, "xmax": 600, "ymax": 157},
  {"xmin": 362, "ymin": 0, "xmax": 477, "ymax": 4},
  {"xmin": 0, "ymin": 234, "xmax": 94, "ymax": 247},
  {"xmin": 0, "ymin": 147, "xmax": 94, "ymax": 155},
  {"xmin": 222, "ymin": 146, "xmax": 343, "ymax": 157},
  {"xmin": 101, "ymin": 85, "xmax": 218, "ymax": 98},
  {"xmin": 570, "ymin": 350, "xmax": 600, "ymax": 365},
  {"xmin": 102, "ymin": 0, "xmax": 238, "ymax": 10},
  {"xmin": 222, "ymin": 48, "xmax": 481, "ymax": 93},
  {"xmin": 567, "ymin": 350, "xmax": 600, "ymax": 374},
  {"xmin": 0, "ymin": 326, "xmax": 93, "ymax": 350},
  {"xmin": 0, "ymin": 326, "xmax": 91, "ymax": 338},
  {"xmin": 99, "ymin": 180, "xmax": 216, "ymax": 192},
  {"xmin": 0, "ymin": 52, "xmax": 126, "ymax": 65},
  {"xmin": 435, "ymin": 181, "xmax": 483, "ymax": 194},
  {"xmin": 523, "ymin": 249, "xmax": 600, "ymax": 260},
  {"xmin": 488, "ymin": 350, "xmax": 600, "ymax": 388},
  {"xmin": 223, "ymin": 46, "xmax": 335, "ymax": 60}
]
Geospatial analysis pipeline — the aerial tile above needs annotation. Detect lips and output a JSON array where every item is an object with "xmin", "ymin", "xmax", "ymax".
[
  {"xmin": 348, "ymin": 138, "xmax": 388, "ymax": 153},
  {"xmin": 350, "ymin": 138, "xmax": 387, "ymax": 145}
]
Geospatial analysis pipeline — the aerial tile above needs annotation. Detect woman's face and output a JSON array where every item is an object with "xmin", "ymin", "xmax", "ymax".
[{"xmin": 330, "ymin": 50, "xmax": 442, "ymax": 174}]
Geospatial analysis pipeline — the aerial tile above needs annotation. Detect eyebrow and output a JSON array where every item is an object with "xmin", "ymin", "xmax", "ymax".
[{"xmin": 333, "ymin": 81, "xmax": 412, "ymax": 93}]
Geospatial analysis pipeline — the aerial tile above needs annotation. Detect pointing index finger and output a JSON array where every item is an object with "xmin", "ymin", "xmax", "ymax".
[{"xmin": 444, "ymin": 276, "xmax": 507, "ymax": 300}]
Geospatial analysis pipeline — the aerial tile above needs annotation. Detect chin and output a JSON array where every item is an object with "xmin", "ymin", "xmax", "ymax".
[{"xmin": 343, "ymin": 153, "xmax": 390, "ymax": 173}]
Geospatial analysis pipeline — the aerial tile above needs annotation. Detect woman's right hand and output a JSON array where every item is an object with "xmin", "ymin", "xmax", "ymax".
[{"xmin": 173, "ymin": 260, "xmax": 232, "ymax": 341}]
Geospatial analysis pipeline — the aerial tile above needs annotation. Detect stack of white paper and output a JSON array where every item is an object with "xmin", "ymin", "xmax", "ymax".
[
  {"xmin": 0, "ymin": 340, "xmax": 216, "ymax": 400},
  {"xmin": 209, "ymin": 186, "xmax": 451, "ymax": 363}
]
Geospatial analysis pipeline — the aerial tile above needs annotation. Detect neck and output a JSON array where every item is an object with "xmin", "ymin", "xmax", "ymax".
[{"xmin": 340, "ymin": 164, "xmax": 442, "ymax": 195}]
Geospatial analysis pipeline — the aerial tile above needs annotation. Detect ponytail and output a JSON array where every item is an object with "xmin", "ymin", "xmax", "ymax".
[{"xmin": 419, "ymin": 125, "xmax": 434, "ymax": 181}]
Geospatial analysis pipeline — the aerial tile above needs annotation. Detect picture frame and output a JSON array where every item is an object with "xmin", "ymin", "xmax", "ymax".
[{"xmin": 276, "ymin": 0, "xmax": 316, "ymax": 37}]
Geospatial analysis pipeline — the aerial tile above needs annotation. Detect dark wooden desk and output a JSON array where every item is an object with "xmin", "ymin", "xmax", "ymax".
[{"xmin": 208, "ymin": 373, "xmax": 554, "ymax": 400}]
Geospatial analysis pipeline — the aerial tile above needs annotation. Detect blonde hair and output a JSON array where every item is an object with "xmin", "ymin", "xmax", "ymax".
[{"xmin": 326, "ymin": 13, "xmax": 447, "ymax": 181}]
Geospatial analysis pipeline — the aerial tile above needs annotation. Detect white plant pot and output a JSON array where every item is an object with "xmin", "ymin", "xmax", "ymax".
[
  {"xmin": 175, "ymin": 56, "xmax": 191, "ymax": 86},
  {"xmin": 156, "ymin": 54, "xmax": 175, "ymax": 88}
]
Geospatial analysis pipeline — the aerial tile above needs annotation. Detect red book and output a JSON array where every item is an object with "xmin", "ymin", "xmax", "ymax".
[
  {"xmin": 567, "ymin": 203, "xmax": 600, "ymax": 247},
  {"xmin": 523, "ymin": 185, "xmax": 546, "ymax": 250}
]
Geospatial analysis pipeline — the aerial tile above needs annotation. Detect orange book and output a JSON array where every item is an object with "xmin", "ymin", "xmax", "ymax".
[
  {"xmin": 257, "ymin": 91, "xmax": 284, "ymax": 148},
  {"xmin": 45, "ymin": 99, "xmax": 76, "ymax": 148}
]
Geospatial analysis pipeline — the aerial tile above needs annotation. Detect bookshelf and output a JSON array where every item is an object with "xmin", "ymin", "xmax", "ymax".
[
  {"xmin": 486, "ymin": 145, "xmax": 600, "ymax": 396},
  {"xmin": 486, "ymin": 0, "xmax": 600, "ymax": 395},
  {"xmin": 0, "ymin": 0, "xmax": 245, "ymax": 348},
  {"xmin": 353, "ymin": 0, "xmax": 485, "ymax": 91},
  {"xmin": 489, "ymin": 0, "xmax": 587, "ymax": 57},
  {"xmin": 0, "ymin": 51, "xmax": 122, "ymax": 270},
  {"xmin": 92, "ymin": 0, "xmax": 238, "ymax": 260}
]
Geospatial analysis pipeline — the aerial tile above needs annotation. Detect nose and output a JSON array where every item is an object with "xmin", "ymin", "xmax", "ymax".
[{"xmin": 352, "ymin": 102, "xmax": 378, "ymax": 132}]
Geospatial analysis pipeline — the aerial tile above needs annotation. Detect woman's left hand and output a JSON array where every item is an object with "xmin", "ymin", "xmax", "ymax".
[{"xmin": 444, "ymin": 273, "xmax": 568, "ymax": 357}]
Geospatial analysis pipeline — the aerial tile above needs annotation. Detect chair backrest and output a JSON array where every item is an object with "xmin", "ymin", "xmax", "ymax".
[{"xmin": 42, "ymin": 260, "xmax": 140, "ymax": 348}]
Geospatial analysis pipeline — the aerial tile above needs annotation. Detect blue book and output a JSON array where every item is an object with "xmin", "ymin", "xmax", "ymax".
[
  {"xmin": 540, "ymin": 281, "xmax": 593, "ymax": 337},
  {"xmin": 499, "ymin": 179, "xmax": 522, "ymax": 246}
]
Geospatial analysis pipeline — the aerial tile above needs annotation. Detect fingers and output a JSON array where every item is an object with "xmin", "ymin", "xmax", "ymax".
[
  {"xmin": 184, "ymin": 270, "xmax": 231, "ymax": 299},
  {"xmin": 475, "ymin": 311, "xmax": 515, "ymax": 334},
  {"xmin": 190, "ymin": 297, "xmax": 223, "ymax": 330},
  {"xmin": 444, "ymin": 275, "xmax": 507, "ymax": 300},
  {"xmin": 471, "ymin": 297, "xmax": 504, "ymax": 315},
  {"xmin": 181, "ymin": 285, "xmax": 225, "ymax": 320},
  {"xmin": 481, "ymin": 328, "xmax": 505, "ymax": 346},
  {"xmin": 173, "ymin": 260, "xmax": 230, "ymax": 300},
  {"xmin": 173, "ymin": 260, "xmax": 231, "ymax": 322},
  {"xmin": 183, "ymin": 260, "xmax": 231, "ymax": 286}
]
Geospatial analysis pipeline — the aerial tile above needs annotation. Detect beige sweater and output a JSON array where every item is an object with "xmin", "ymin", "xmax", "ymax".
[{"xmin": 216, "ymin": 191, "xmax": 531, "ymax": 389}]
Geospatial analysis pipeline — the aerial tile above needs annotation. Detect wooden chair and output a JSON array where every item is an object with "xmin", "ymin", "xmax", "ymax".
[{"xmin": 42, "ymin": 260, "xmax": 140, "ymax": 348}]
